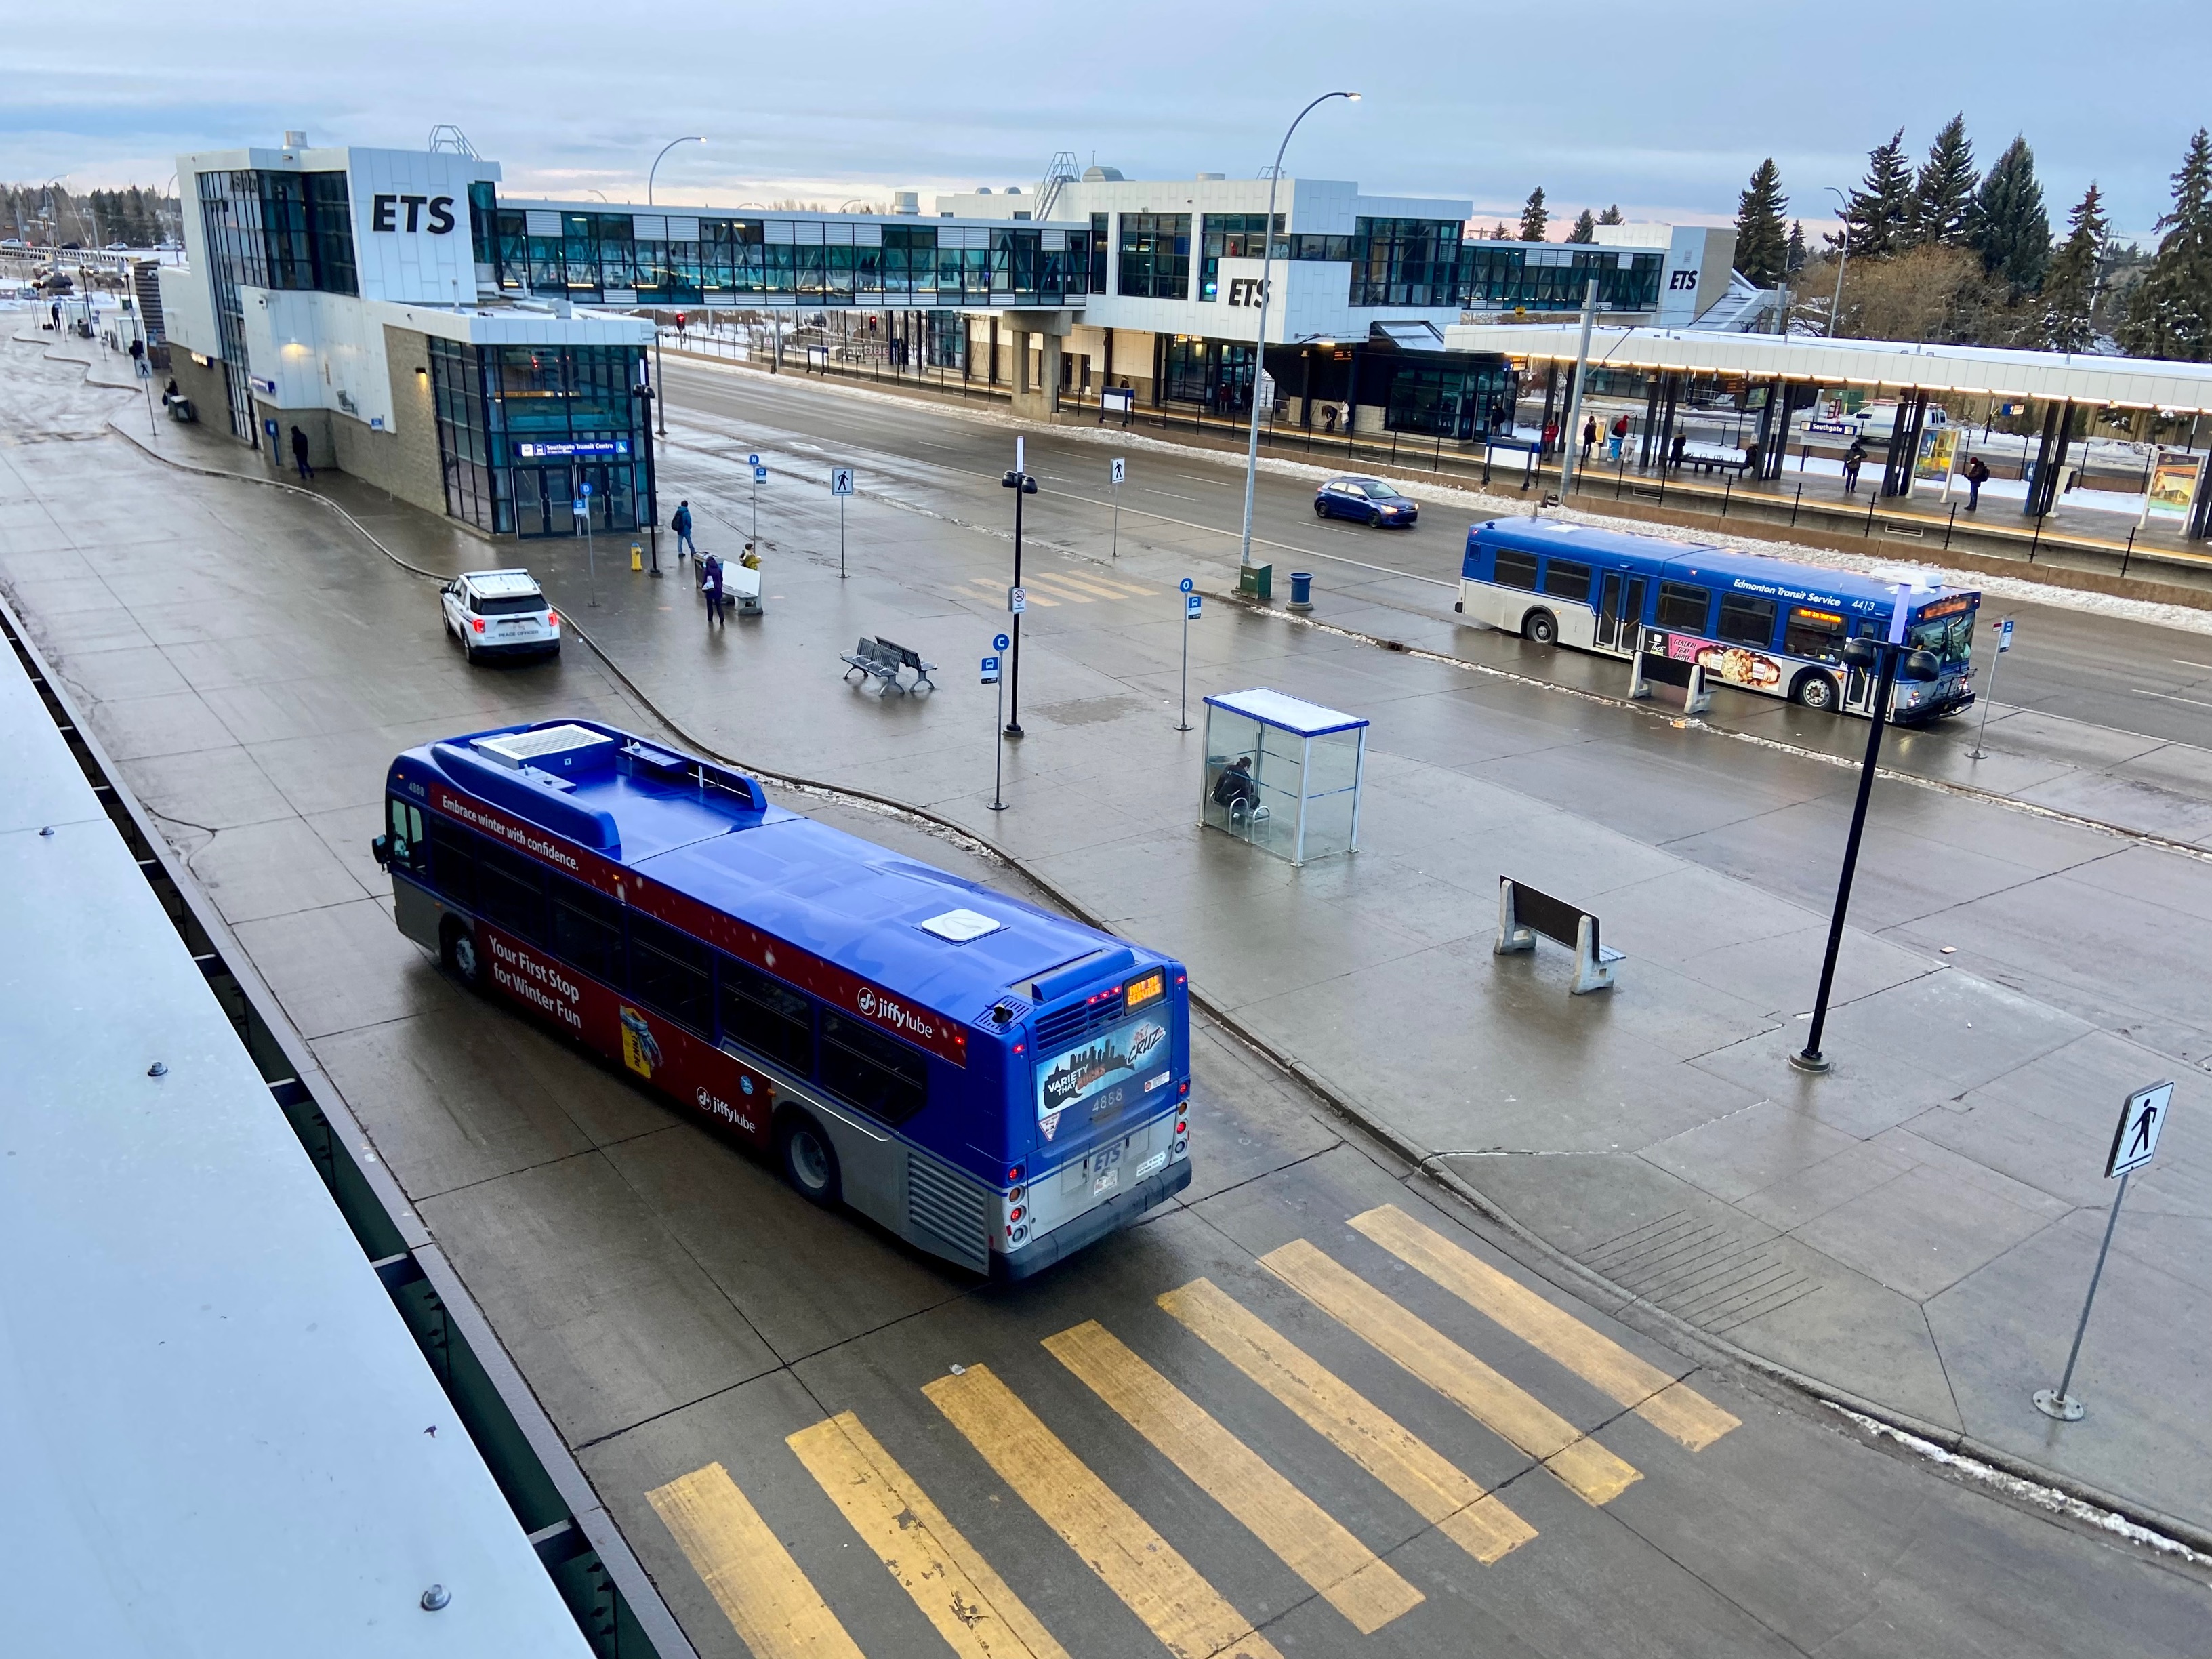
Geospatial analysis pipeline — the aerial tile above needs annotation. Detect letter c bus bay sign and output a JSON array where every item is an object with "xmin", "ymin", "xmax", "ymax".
[{"xmin": 422, "ymin": 779, "xmax": 966, "ymax": 1067}]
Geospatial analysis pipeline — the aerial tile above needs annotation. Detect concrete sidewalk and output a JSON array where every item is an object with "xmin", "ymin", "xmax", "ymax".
[{"xmin": 30, "ymin": 325, "xmax": 2212, "ymax": 1543}]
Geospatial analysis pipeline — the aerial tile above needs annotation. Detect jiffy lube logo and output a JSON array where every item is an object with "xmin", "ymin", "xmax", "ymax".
[
  {"xmin": 857, "ymin": 987, "xmax": 876, "ymax": 1016},
  {"xmin": 854, "ymin": 983, "xmax": 939, "ymax": 1042}
]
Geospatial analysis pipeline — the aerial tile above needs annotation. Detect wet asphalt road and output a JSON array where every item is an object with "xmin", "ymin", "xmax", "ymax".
[
  {"xmin": 659, "ymin": 356, "xmax": 2212, "ymax": 752},
  {"xmin": 4, "ymin": 334, "xmax": 2210, "ymax": 1658}
]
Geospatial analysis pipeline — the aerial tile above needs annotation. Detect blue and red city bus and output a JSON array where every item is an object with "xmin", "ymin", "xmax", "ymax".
[
  {"xmin": 1458, "ymin": 518, "xmax": 1980, "ymax": 722},
  {"xmin": 371, "ymin": 719, "xmax": 1191, "ymax": 1277}
]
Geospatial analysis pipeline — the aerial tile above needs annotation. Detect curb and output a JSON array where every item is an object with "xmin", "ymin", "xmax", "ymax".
[{"xmin": 87, "ymin": 360, "xmax": 2212, "ymax": 1560}]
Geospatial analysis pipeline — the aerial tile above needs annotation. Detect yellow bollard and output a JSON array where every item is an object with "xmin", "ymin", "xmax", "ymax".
[{"xmin": 629, "ymin": 541, "xmax": 643, "ymax": 572}]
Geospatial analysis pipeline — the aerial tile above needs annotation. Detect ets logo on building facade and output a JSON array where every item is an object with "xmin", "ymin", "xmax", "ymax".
[
  {"xmin": 369, "ymin": 193, "xmax": 457, "ymax": 234},
  {"xmin": 343, "ymin": 148, "xmax": 499, "ymax": 306}
]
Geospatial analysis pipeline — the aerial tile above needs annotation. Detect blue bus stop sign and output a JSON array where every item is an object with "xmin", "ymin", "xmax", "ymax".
[
  {"xmin": 1998, "ymin": 617, "xmax": 2015, "ymax": 653},
  {"xmin": 747, "ymin": 453, "xmax": 760, "ymax": 466},
  {"xmin": 1187, "ymin": 593, "xmax": 1202, "ymax": 618},
  {"xmin": 1179, "ymin": 577, "xmax": 1193, "ymax": 594},
  {"xmin": 993, "ymin": 632, "xmax": 1010, "ymax": 652},
  {"xmin": 753, "ymin": 465, "xmax": 768, "ymax": 484},
  {"xmin": 579, "ymin": 479, "xmax": 592, "ymax": 496},
  {"xmin": 980, "ymin": 654, "xmax": 1001, "ymax": 684}
]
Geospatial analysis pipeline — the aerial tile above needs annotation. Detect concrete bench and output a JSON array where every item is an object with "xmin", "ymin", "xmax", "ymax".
[
  {"xmin": 841, "ymin": 638, "xmax": 905, "ymax": 693},
  {"xmin": 874, "ymin": 636, "xmax": 937, "ymax": 692},
  {"xmin": 1678, "ymin": 447, "xmax": 1752, "ymax": 476},
  {"xmin": 1494, "ymin": 876, "xmax": 1623, "ymax": 995}
]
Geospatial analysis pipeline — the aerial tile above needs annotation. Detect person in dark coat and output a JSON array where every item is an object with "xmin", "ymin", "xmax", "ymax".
[
  {"xmin": 1842, "ymin": 438, "xmax": 1867, "ymax": 494},
  {"xmin": 289, "ymin": 425, "xmax": 313, "ymax": 480},
  {"xmin": 701, "ymin": 550, "xmax": 725, "ymax": 626},
  {"xmin": 1964, "ymin": 454, "xmax": 1990, "ymax": 512},
  {"xmin": 1581, "ymin": 416, "xmax": 1597, "ymax": 462},
  {"xmin": 672, "ymin": 499, "xmax": 695, "ymax": 560}
]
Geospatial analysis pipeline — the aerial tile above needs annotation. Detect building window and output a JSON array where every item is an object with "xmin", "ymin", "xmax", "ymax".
[
  {"xmin": 1350, "ymin": 218, "xmax": 1463, "ymax": 308},
  {"xmin": 1118, "ymin": 213, "xmax": 1191, "ymax": 300},
  {"xmin": 1383, "ymin": 363, "xmax": 1512, "ymax": 441},
  {"xmin": 1199, "ymin": 213, "xmax": 1283, "ymax": 301},
  {"xmin": 1090, "ymin": 213, "xmax": 1109, "ymax": 291},
  {"xmin": 303, "ymin": 172, "xmax": 357, "ymax": 296},
  {"xmin": 1456, "ymin": 245, "xmax": 1663, "ymax": 312}
]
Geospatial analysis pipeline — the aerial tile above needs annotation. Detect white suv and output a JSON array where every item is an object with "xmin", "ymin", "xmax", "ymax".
[{"xmin": 441, "ymin": 569, "xmax": 560, "ymax": 662}]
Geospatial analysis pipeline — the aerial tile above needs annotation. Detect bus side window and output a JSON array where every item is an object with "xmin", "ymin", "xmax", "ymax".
[
  {"xmin": 1656, "ymin": 581, "xmax": 1713, "ymax": 634},
  {"xmin": 476, "ymin": 841, "xmax": 550, "ymax": 945},
  {"xmin": 1542, "ymin": 559, "xmax": 1593, "ymax": 604},
  {"xmin": 1492, "ymin": 548, "xmax": 1540, "ymax": 590},
  {"xmin": 550, "ymin": 876, "xmax": 623, "ymax": 983},
  {"xmin": 718, "ymin": 957, "xmax": 817, "ymax": 1074},
  {"xmin": 1784, "ymin": 609, "xmax": 1844, "ymax": 662},
  {"xmin": 428, "ymin": 817, "xmax": 478, "ymax": 906},
  {"xmin": 819, "ymin": 1012, "xmax": 929, "ymax": 1124},
  {"xmin": 628, "ymin": 912, "xmax": 711, "ymax": 1032},
  {"xmin": 1716, "ymin": 594, "xmax": 1778, "ymax": 648}
]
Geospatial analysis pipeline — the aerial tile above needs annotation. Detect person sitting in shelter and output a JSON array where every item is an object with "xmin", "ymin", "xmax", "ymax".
[{"xmin": 1212, "ymin": 756, "xmax": 1259, "ymax": 815}]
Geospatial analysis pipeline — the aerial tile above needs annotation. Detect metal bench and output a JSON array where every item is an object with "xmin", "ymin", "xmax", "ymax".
[
  {"xmin": 840, "ymin": 638, "xmax": 905, "ymax": 692},
  {"xmin": 1494, "ymin": 876, "xmax": 1624, "ymax": 995},
  {"xmin": 874, "ymin": 636, "xmax": 937, "ymax": 692}
]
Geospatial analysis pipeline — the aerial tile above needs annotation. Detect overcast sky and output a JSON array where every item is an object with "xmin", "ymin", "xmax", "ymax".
[{"xmin": 7, "ymin": 0, "xmax": 2207, "ymax": 241}]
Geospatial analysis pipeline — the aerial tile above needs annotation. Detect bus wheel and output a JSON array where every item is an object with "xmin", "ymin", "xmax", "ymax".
[
  {"xmin": 440, "ymin": 918, "xmax": 483, "ymax": 990},
  {"xmin": 778, "ymin": 1114, "xmax": 841, "ymax": 1206},
  {"xmin": 1522, "ymin": 609, "xmax": 1558, "ymax": 646},
  {"xmin": 1793, "ymin": 671, "xmax": 1839, "ymax": 712}
]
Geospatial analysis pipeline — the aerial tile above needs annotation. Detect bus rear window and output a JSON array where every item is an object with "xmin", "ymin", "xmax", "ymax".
[
  {"xmin": 1715, "ymin": 594, "xmax": 1778, "ymax": 648},
  {"xmin": 1492, "ymin": 548, "xmax": 1539, "ymax": 590},
  {"xmin": 1543, "ymin": 559, "xmax": 1593, "ymax": 604},
  {"xmin": 821, "ymin": 1012, "xmax": 929, "ymax": 1124},
  {"xmin": 1656, "ymin": 581, "xmax": 1712, "ymax": 634}
]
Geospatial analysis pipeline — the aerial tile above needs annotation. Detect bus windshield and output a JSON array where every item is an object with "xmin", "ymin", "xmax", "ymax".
[{"xmin": 1908, "ymin": 611, "xmax": 1973, "ymax": 664}]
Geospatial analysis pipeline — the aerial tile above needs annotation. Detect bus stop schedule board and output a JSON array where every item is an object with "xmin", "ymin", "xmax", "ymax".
[{"xmin": 1200, "ymin": 687, "xmax": 1369, "ymax": 867}]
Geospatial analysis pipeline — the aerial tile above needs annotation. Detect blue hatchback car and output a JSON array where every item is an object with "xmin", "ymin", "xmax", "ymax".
[{"xmin": 1314, "ymin": 476, "xmax": 1418, "ymax": 527}]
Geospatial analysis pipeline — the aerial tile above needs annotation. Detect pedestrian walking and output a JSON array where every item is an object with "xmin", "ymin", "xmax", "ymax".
[
  {"xmin": 701, "ymin": 550, "xmax": 725, "ymax": 627},
  {"xmin": 49, "ymin": 300, "xmax": 61, "ymax": 331},
  {"xmin": 672, "ymin": 499, "xmax": 695, "ymax": 560},
  {"xmin": 1965, "ymin": 453, "xmax": 1990, "ymax": 512},
  {"xmin": 1843, "ymin": 438, "xmax": 1867, "ymax": 494},
  {"xmin": 1581, "ymin": 415, "xmax": 1597, "ymax": 462},
  {"xmin": 128, "ymin": 336, "xmax": 147, "ymax": 377},
  {"xmin": 289, "ymin": 425, "xmax": 314, "ymax": 480}
]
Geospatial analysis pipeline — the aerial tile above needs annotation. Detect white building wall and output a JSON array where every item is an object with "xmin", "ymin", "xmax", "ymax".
[
  {"xmin": 156, "ymin": 264, "xmax": 219, "ymax": 357},
  {"xmin": 344, "ymin": 148, "xmax": 499, "ymax": 306}
]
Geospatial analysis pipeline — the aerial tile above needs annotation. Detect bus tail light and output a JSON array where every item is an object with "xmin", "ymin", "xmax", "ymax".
[
  {"xmin": 1006, "ymin": 1165, "xmax": 1024, "ymax": 1183},
  {"xmin": 1010, "ymin": 1205, "xmax": 1025, "ymax": 1223},
  {"xmin": 1008, "ymin": 1185, "xmax": 1025, "ymax": 1203}
]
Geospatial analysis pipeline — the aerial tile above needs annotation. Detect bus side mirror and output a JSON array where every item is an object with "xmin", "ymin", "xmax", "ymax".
[
  {"xmin": 1841, "ymin": 638, "xmax": 1880, "ymax": 670},
  {"xmin": 371, "ymin": 834, "xmax": 391, "ymax": 870},
  {"xmin": 1900, "ymin": 649, "xmax": 1941, "ymax": 683}
]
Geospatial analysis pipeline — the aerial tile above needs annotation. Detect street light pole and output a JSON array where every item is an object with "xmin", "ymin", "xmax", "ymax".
[
  {"xmin": 1002, "ymin": 436, "xmax": 1038, "ymax": 737},
  {"xmin": 1239, "ymin": 91, "xmax": 1359, "ymax": 569},
  {"xmin": 1555, "ymin": 279, "xmax": 1598, "ymax": 502},
  {"xmin": 646, "ymin": 138, "xmax": 705, "ymax": 441},
  {"xmin": 1823, "ymin": 184, "xmax": 1851, "ymax": 340},
  {"xmin": 1792, "ymin": 595, "xmax": 1942, "ymax": 1073},
  {"xmin": 647, "ymin": 136, "xmax": 707, "ymax": 207}
]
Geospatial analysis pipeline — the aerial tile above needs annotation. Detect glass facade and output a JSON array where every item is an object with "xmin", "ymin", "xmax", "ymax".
[
  {"xmin": 195, "ymin": 167, "xmax": 360, "ymax": 438},
  {"xmin": 1460, "ymin": 244, "xmax": 1662, "ymax": 312},
  {"xmin": 1384, "ymin": 362, "xmax": 1515, "ymax": 440},
  {"xmin": 491, "ymin": 213, "xmax": 1089, "ymax": 307},
  {"xmin": 428, "ymin": 340, "xmax": 653, "ymax": 539},
  {"xmin": 1117, "ymin": 213, "xmax": 1191, "ymax": 300},
  {"xmin": 1198, "ymin": 213, "xmax": 1284, "ymax": 300},
  {"xmin": 1164, "ymin": 337, "xmax": 1258, "ymax": 409},
  {"xmin": 1350, "ymin": 218, "xmax": 1465, "ymax": 308}
]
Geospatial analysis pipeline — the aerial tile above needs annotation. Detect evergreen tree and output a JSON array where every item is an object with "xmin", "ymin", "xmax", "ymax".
[
  {"xmin": 1844, "ymin": 129, "xmax": 1914, "ymax": 258},
  {"xmin": 1908, "ymin": 114, "xmax": 1978, "ymax": 247},
  {"xmin": 1565, "ymin": 208, "xmax": 1596, "ymax": 244},
  {"xmin": 2041, "ymin": 182, "xmax": 2108, "ymax": 351},
  {"xmin": 1491, "ymin": 222, "xmax": 1513, "ymax": 240},
  {"xmin": 1787, "ymin": 220, "xmax": 1807, "ymax": 274},
  {"xmin": 1734, "ymin": 158, "xmax": 1789, "ymax": 285},
  {"xmin": 1519, "ymin": 186, "xmax": 1549, "ymax": 243},
  {"xmin": 2120, "ymin": 128, "xmax": 2212, "ymax": 361},
  {"xmin": 1971, "ymin": 136, "xmax": 2050, "ymax": 291},
  {"xmin": 1597, "ymin": 203, "xmax": 1624, "ymax": 226}
]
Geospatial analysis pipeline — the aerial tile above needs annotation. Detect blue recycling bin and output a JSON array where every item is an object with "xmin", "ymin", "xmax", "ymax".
[{"xmin": 1288, "ymin": 571, "xmax": 1313, "ymax": 607}]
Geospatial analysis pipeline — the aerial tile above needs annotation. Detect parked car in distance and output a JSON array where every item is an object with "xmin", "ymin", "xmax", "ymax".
[
  {"xmin": 440, "ymin": 569, "xmax": 560, "ymax": 662},
  {"xmin": 1314, "ymin": 476, "xmax": 1418, "ymax": 527}
]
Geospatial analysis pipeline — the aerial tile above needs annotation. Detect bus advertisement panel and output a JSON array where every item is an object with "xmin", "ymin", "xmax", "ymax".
[{"xmin": 373, "ymin": 720, "xmax": 1192, "ymax": 1278}]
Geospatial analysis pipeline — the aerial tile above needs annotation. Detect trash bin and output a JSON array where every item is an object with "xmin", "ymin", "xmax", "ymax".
[{"xmin": 1288, "ymin": 571, "xmax": 1313, "ymax": 609}]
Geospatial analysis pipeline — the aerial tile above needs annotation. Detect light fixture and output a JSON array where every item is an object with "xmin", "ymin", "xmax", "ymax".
[{"xmin": 414, "ymin": 365, "xmax": 428, "ymax": 378}]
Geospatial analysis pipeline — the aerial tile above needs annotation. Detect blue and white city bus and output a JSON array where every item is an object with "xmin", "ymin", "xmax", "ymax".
[
  {"xmin": 371, "ymin": 718, "xmax": 1191, "ymax": 1278},
  {"xmin": 1456, "ymin": 518, "xmax": 1979, "ymax": 721}
]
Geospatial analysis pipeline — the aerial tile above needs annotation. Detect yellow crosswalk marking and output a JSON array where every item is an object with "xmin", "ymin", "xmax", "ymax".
[
  {"xmin": 1260, "ymin": 1240, "xmax": 1641, "ymax": 1506},
  {"xmin": 1158, "ymin": 1279, "xmax": 1536, "ymax": 1565},
  {"xmin": 789, "ymin": 1412, "xmax": 1069, "ymax": 1659},
  {"xmin": 970, "ymin": 576, "xmax": 1060, "ymax": 606},
  {"xmin": 1032, "ymin": 569, "xmax": 1151, "ymax": 601},
  {"xmin": 925, "ymin": 1364, "xmax": 1285, "ymax": 1659},
  {"xmin": 1350, "ymin": 1205, "xmax": 1740, "ymax": 1451},
  {"xmin": 1043, "ymin": 1320, "xmax": 1422, "ymax": 1633},
  {"xmin": 647, "ymin": 1461, "xmax": 866, "ymax": 1659}
]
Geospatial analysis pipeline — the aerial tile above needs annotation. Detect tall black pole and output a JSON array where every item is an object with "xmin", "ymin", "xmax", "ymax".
[
  {"xmin": 1006, "ymin": 474, "xmax": 1025, "ymax": 737},
  {"xmin": 1793, "ymin": 646, "xmax": 1901, "ymax": 1072}
]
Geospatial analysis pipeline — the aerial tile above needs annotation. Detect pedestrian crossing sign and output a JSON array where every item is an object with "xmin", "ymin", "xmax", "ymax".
[{"xmin": 2106, "ymin": 1081, "xmax": 2172, "ymax": 1178}]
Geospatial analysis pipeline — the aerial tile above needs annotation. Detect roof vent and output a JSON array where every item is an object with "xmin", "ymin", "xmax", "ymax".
[
  {"xmin": 1195, "ymin": 172, "xmax": 1225, "ymax": 182},
  {"xmin": 920, "ymin": 908, "xmax": 1004, "ymax": 943},
  {"xmin": 283, "ymin": 130, "xmax": 308, "ymax": 149},
  {"xmin": 1082, "ymin": 166, "xmax": 1124, "ymax": 182},
  {"xmin": 472, "ymin": 724, "xmax": 615, "ymax": 771}
]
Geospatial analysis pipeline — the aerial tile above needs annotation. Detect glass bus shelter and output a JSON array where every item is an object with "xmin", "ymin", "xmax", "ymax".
[{"xmin": 1200, "ymin": 688, "xmax": 1368, "ymax": 865}]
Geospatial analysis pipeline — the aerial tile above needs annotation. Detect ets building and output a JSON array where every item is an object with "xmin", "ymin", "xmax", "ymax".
[{"xmin": 159, "ymin": 134, "xmax": 1761, "ymax": 543}]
